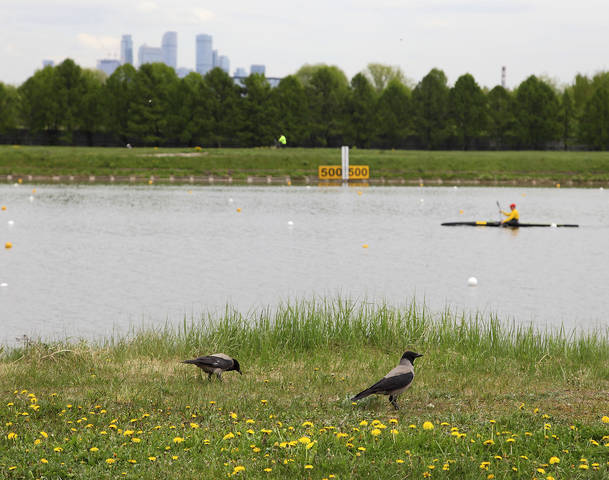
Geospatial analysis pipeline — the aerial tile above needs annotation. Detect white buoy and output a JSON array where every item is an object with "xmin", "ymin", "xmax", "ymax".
[
  {"xmin": 228, "ymin": 198, "xmax": 234, "ymax": 204},
  {"xmin": 29, "ymin": 196, "xmax": 34, "ymax": 202},
  {"xmin": 550, "ymin": 223, "xmax": 557, "ymax": 228},
  {"xmin": 8, "ymin": 220, "xmax": 14, "ymax": 226},
  {"xmin": 0, "ymin": 283, "xmax": 7, "ymax": 287},
  {"xmin": 420, "ymin": 198, "xmax": 424, "ymax": 203},
  {"xmin": 287, "ymin": 220, "xmax": 294, "ymax": 226},
  {"xmin": 467, "ymin": 277, "xmax": 478, "ymax": 287}
]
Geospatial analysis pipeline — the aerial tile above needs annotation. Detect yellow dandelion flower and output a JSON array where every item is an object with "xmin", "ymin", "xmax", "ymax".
[
  {"xmin": 128, "ymin": 459, "xmax": 137, "ymax": 464},
  {"xmin": 54, "ymin": 447, "xmax": 63, "ymax": 452},
  {"xmin": 34, "ymin": 439, "xmax": 42, "ymax": 445},
  {"xmin": 537, "ymin": 468, "xmax": 546, "ymax": 474},
  {"xmin": 506, "ymin": 438, "xmax": 516, "ymax": 443},
  {"xmin": 40, "ymin": 458, "xmax": 48, "ymax": 464},
  {"xmin": 246, "ymin": 419, "xmax": 255, "ymax": 424},
  {"xmin": 302, "ymin": 421, "xmax": 313, "ymax": 427},
  {"xmin": 483, "ymin": 439, "xmax": 494, "ymax": 446},
  {"xmin": 173, "ymin": 437, "xmax": 184, "ymax": 443},
  {"xmin": 547, "ymin": 476, "xmax": 555, "ymax": 480},
  {"xmin": 261, "ymin": 399, "xmax": 268, "ymax": 404},
  {"xmin": 223, "ymin": 432, "xmax": 235, "ymax": 440},
  {"xmin": 487, "ymin": 475, "xmax": 495, "ymax": 480},
  {"xmin": 131, "ymin": 438, "xmax": 141, "ymax": 443},
  {"xmin": 359, "ymin": 420, "xmax": 369, "ymax": 426},
  {"xmin": 230, "ymin": 412, "xmax": 238, "ymax": 419},
  {"xmin": 549, "ymin": 456, "xmax": 560, "ymax": 464},
  {"xmin": 371, "ymin": 429, "xmax": 382, "ymax": 436},
  {"xmin": 396, "ymin": 459, "xmax": 404, "ymax": 464},
  {"xmin": 148, "ymin": 456, "xmax": 156, "ymax": 462},
  {"xmin": 8, "ymin": 467, "xmax": 17, "ymax": 471},
  {"xmin": 422, "ymin": 421, "xmax": 434, "ymax": 430},
  {"xmin": 264, "ymin": 468, "xmax": 272, "ymax": 472},
  {"xmin": 298, "ymin": 436, "xmax": 311, "ymax": 444},
  {"xmin": 233, "ymin": 465, "xmax": 245, "ymax": 473},
  {"xmin": 409, "ymin": 424, "xmax": 417, "ymax": 429},
  {"xmin": 602, "ymin": 416, "xmax": 609, "ymax": 424},
  {"xmin": 579, "ymin": 464, "xmax": 589, "ymax": 470},
  {"xmin": 358, "ymin": 447, "xmax": 366, "ymax": 451},
  {"xmin": 246, "ymin": 429, "xmax": 255, "ymax": 434},
  {"xmin": 90, "ymin": 447, "xmax": 99, "ymax": 452},
  {"xmin": 40, "ymin": 431, "xmax": 48, "ymax": 438},
  {"xmin": 190, "ymin": 423, "xmax": 199, "ymax": 429},
  {"xmin": 304, "ymin": 465, "xmax": 313, "ymax": 469},
  {"xmin": 7, "ymin": 432, "xmax": 17, "ymax": 440},
  {"xmin": 390, "ymin": 418, "xmax": 398, "ymax": 424},
  {"xmin": 106, "ymin": 458, "xmax": 115, "ymax": 464},
  {"xmin": 172, "ymin": 455, "xmax": 178, "ymax": 460}
]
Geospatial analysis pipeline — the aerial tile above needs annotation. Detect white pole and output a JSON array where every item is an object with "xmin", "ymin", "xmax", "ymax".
[{"xmin": 341, "ymin": 146, "xmax": 349, "ymax": 182}]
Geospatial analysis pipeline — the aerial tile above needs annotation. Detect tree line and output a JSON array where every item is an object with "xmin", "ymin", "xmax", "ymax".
[{"xmin": 1, "ymin": 59, "xmax": 609, "ymax": 150}]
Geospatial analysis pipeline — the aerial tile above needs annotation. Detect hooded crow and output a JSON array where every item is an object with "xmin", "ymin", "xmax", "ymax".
[
  {"xmin": 351, "ymin": 351, "xmax": 422, "ymax": 410},
  {"xmin": 182, "ymin": 353, "xmax": 242, "ymax": 381}
]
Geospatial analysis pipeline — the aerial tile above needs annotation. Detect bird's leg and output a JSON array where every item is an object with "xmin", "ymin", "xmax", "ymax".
[
  {"xmin": 207, "ymin": 373, "xmax": 213, "ymax": 381},
  {"xmin": 217, "ymin": 373, "xmax": 223, "ymax": 382},
  {"xmin": 389, "ymin": 395, "xmax": 399, "ymax": 410}
]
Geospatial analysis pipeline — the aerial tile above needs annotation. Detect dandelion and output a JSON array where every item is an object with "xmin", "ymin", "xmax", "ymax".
[
  {"xmin": 90, "ymin": 447, "xmax": 99, "ymax": 452},
  {"xmin": 304, "ymin": 465, "xmax": 314, "ymax": 469},
  {"xmin": 190, "ymin": 423, "xmax": 199, "ymax": 429},
  {"xmin": 358, "ymin": 447, "xmax": 366, "ymax": 452},
  {"xmin": 131, "ymin": 438, "xmax": 141, "ymax": 443},
  {"xmin": 8, "ymin": 467, "xmax": 17, "ymax": 471},
  {"xmin": 7, "ymin": 432, "xmax": 17, "ymax": 440},
  {"xmin": 549, "ymin": 456, "xmax": 560, "ymax": 464},
  {"xmin": 173, "ymin": 437, "xmax": 185, "ymax": 443},
  {"xmin": 172, "ymin": 456, "xmax": 178, "ymax": 460},
  {"xmin": 602, "ymin": 416, "xmax": 609, "ymax": 424},
  {"xmin": 54, "ymin": 447, "xmax": 63, "ymax": 452},
  {"xmin": 106, "ymin": 458, "xmax": 115, "ymax": 464},
  {"xmin": 359, "ymin": 420, "xmax": 369, "ymax": 426},
  {"xmin": 223, "ymin": 432, "xmax": 235, "ymax": 440},
  {"xmin": 148, "ymin": 457, "xmax": 157, "ymax": 462},
  {"xmin": 422, "ymin": 421, "xmax": 434, "ymax": 430},
  {"xmin": 483, "ymin": 439, "xmax": 494, "ymax": 446},
  {"xmin": 390, "ymin": 418, "xmax": 398, "ymax": 424},
  {"xmin": 261, "ymin": 400, "xmax": 268, "ymax": 405},
  {"xmin": 579, "ymin": 464, "xmax": 589, "ymax": 470},
  {"xmin": 391, "ymin": 429, "xmax": 399, "ymax": 435},
  {"xmin": 40, "ymin": 459, "xmax": 48, "ymax": 464},
  {"xmin": 264, "ymin": 468, "xmax": 272, "ymax": 472},
  {"xmin": 371, "ymin": 429, "xmax": 382, "ymax": 436},
  {"xmin": 128, "ymin": 459, "xmax": 137, "ymax": 464},
  {"xmin": 298, "ymin": 436, "xmax": 311, "ymax": 444},
  {"xmin": 302, "ymin": 421, "xmax": 313, "ymax": 428},
  {"xmin": 537, "ymin": 468, "xmax": 546, "ymax": 474},
  {"xmin": 233, "ymin": 465, "xmax": 245, "ymax": 474},
  {"xmin": 40, "ymin": 431, "xmax": 48, "ymax": 438}
]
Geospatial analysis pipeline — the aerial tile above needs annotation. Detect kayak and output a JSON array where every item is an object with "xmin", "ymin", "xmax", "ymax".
[{"xmin": 441, "ymin": 221, "xmax": 579, "ymax": 228}]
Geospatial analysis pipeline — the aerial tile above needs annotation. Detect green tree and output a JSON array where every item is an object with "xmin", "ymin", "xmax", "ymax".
[
  {"xmin": 559, "ymin": 90, "xmax": 575, "ymax": 150},
  {"xmin": 0, "ymin": 82, "xmax": 19, "ymax": 132},
  {"xmin": 128, "ymin": 63, "xmax": 179, "ymax": 145},
  {"xmin": 373, "ymin": 79, "xmax": 411, "ymax": 148},
  {"xmin": 166, "ymin": 72, "xmax": 211, "ymax": 146},
  {"xmin": 449, "ymin": 73, "xmax": 487, "ymax": 149},
  {"xmin": 18, "ymin": 66, "xmax": 57, "ymax": 134},
  {"xmin": 487, "ymin": 86, "xmax": 515, "ymax": 149},
  {"xmin": 412, "ymin": 68, "xmax": 450, "ymax": 149},
  {"xmin": 103, "ymin": 64, "xmax": 137, "ymax": 144},
  {"xmin": 306, "ymin": 65, "xmax": 349, "ymax": 146},
  {"xmin": 345, "ymin": 73, "xmax": 377, "ymax": 148},
  {"xmin": 53, "ymin": 59, "xmax": 85, "ymax": 142},
  {"xmin": 77, "ymin": 69, "xmax": 105, "ymax": 145},
  {"xmin": 271, "ymin": 75, "xmax": 309, "ymax": 146},
  {"xmin": 579, "ymin": 85, "xmax": 609, "ymax": 150},
  {"xmin": 513, "ymin": 75, "xmax": 560, "ymax": 148},
  {"xmin": 363, "ymin": 63, "xmax": 409, "ymax": 92},
  {"xmin": 204, "ymin": 67, "xmax": 242, "ymax": 147},
  {"xmin": 239, "ymin": 74, "xmax": 278, "ymax": 147}
]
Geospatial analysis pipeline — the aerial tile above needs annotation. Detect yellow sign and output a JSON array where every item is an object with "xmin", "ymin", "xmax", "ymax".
[{"xmin": 318, "ymin": 165, "xmax": 370, "ymax": 180}]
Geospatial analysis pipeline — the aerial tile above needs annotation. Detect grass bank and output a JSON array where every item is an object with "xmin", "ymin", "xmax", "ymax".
[
  {"xmin": 2, "ymin": 146, "xmax": 609, "ymax": 186},
  {"xmin": 2, "ymin": 299, "xmax": 609, "ymax": 478}
]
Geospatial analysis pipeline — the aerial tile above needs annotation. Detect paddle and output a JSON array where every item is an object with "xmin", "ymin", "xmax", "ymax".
[{"xmin": 496, "ymin": 201, "xmax": 502, "ymax": 224}]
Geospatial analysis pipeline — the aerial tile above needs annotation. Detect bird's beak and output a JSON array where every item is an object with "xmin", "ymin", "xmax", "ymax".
[{"xmin": 416, "ymin": 353, "xmax": 423, "ymax": 358}]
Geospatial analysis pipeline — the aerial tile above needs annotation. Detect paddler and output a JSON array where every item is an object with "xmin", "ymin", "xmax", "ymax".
[{"xmin": 500, "ymin": 203, "xmax": 519, "ymax": 226}]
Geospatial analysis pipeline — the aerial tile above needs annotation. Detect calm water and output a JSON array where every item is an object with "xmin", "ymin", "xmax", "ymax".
[{"xmin": 1, "ymin": 183, "xmax": 608, "ymax": 345}]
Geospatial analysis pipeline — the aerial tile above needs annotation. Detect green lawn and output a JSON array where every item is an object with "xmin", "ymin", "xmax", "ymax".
[
  {"xmin": 2, "ymin": 299, "xmax": 609, "ymax": 478},
  {"xmin": 2, "ymin": 146, "xmax": 609, "ymax": 185}
]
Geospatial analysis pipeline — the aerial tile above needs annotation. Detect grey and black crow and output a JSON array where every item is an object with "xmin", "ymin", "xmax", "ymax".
[
  {"xmin": 351, "ymin": 351, "xmax": 422, "ymax": 410},
  {"xmin": 182, "ymin": 353, "xmax": 242, "ymax": 381}
]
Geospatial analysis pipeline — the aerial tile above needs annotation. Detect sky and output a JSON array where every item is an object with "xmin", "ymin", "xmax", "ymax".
[{"xmin": 2, "ymin": 0, "xmax": 609, "ymax": 89}]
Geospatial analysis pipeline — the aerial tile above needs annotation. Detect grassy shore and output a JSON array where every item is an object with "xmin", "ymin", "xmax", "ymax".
[
  {"xmin": 2, "ymin": 146, "xmax": 609, "ymax": 186},
  {"xmin": 2, "ymin": 299, "xmax": 609, "ymax": 479}
]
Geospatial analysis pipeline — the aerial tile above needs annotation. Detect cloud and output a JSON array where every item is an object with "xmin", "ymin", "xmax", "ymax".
[
  {"xmin": 191, "ymin": 8, "xmax": 215, "ymax": 22},
  {"xmin": 137, "ymin": 1, "xmax": 159, "ymax": 13},
  {"xmin": 77, "ymin": 34, "xmax": 119, "ymax": 51}
]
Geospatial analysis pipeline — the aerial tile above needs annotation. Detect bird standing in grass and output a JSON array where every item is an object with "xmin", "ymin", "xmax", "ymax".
[
  {"xmin": 351, "ymin": 351, "xmax": 422, "ymax": 410},
  {"xmin": 182, "ymin": 354, "xmax": 242, "ymax": 381}
]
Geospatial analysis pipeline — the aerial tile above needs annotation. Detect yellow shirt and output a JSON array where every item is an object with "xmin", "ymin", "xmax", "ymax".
[{"xmin": 501, "ymin": 209, "xmax": 519, "ymax": 223}]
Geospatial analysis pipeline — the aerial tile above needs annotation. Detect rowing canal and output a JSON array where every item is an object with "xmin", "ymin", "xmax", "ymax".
[{"xmin": 1, "ymin": 184, "xmax": 608, "ymax": 345}]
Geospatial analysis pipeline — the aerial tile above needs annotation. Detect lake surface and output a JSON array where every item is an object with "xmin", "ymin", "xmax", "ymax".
[{"xmin": 1, "ymin": 183, "xmax": 608, "ymax": 345}]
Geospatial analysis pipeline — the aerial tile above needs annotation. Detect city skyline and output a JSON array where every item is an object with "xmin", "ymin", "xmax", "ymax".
[{"xmin": 2, "ymin": 0, "xmax": 609, "ymax": 88}]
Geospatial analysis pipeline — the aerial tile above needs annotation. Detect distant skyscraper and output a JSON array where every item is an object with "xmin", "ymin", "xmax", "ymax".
[
  {"xmin": 97, "ymin": 59, "xmax": 121, "ymax": 76},
  {"xmin": 161, "ymin": 31, "xmax": 177, "ymax": 69},
  {"xmin": 138, "ymin": 45, "xmax": 162, "ymax": 66},
  {"xmin": 250, "ymin": 64, "xmax": 266, "ymax": 75},
  {"xmin": 218, "ymin": 55, "xmax": 230, "ymax": 74},
  {"xmin": 196, "ymin": 34, "xmax": 213, "ymax": 75},
  {"xmin": 42, "ymin": 59, "xmax": 54, "ymax": 68},
  {"xmin": 120, "ymin": 35, "xmax": 133, "ymax": 65},
  {"xmin": 234, "ymin": 67, "xmax": 247, "ymax": 77},
  {"xmin": 176, "ymin": 67, "xmax": 193, "ymax": 79},
  {"xmin": 212, "ymin": 49, "xmax": 218, "ymax": 68}
]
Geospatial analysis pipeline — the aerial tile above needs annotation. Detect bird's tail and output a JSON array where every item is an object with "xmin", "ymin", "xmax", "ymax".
[
  {"xmin": 351, "ymin": 388, "xmax": 374, "ymax": 402},
  {"xmin": 182, "ymin": 359, "xmax": 198, "ymax": 365}
]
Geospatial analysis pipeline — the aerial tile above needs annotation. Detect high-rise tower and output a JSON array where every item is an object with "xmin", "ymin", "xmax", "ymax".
[
  {"xmin": 161, "ymin": 31, "xmax": 177, "ymax": 69},
  {"xmin": 196, "ymin": 34, "xmax": 213, "ymax": 75},
  {"xmin": 120, "ymin": 35, "xmax": 133, "ymax": 65}
]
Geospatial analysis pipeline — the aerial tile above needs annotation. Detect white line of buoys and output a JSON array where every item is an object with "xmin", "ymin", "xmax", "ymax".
[{"xmin": 467, "ymin": 277, "xmax": 478, "ymax": 287}]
